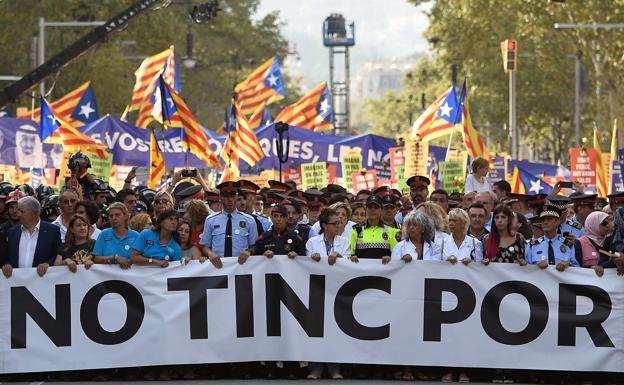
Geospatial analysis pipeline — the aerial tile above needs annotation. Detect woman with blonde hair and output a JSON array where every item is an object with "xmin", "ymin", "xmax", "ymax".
[
  {"xmin": 93, "ymin": 202, "xmax": 136, "ymax": 268},
  {"xmin": 308, "ymin": 201, "xmax": 354, "ymax": 239},
  {"xmin": 129, "ymin": 212, "xmax": 153, "ymax": 233},
  {"xmin": 152, "ymin": 190, "xmax": 174, "ymax": 220},
  {"xmin": 441, "ymin": 208, "xmax": 483, "ymax": 265},
  {"xmin": 464, "ymin": 156, "xmax": 492, "ymax": 193},
  {"xmin": 416, "ymin": 202, "xmax": 450, "ymax": 241}
]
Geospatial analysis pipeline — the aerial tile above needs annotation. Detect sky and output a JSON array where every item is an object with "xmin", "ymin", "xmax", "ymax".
[{"xmin": 255, "ymin": 0, "xmax": 431, "ymax": 88}]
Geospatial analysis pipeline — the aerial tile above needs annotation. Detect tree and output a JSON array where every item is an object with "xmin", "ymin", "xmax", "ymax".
[{"xmin": 0, "ymin": 0, "xmax": 298, "ymax": 129}]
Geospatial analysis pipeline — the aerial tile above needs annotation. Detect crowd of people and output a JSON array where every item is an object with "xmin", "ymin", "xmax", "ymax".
[{"xmin": 1, "ymin": 152, "xmax": 622, "ymax": 383}]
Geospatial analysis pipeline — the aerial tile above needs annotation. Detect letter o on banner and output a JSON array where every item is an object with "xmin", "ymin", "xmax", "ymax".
[
  {"xmin": 80, "ymin": 280, "xmax": 145, "ymax": 345},
  {"xmin": 480, "ymin": 281, "xmax": 548, "ymax": 345}
]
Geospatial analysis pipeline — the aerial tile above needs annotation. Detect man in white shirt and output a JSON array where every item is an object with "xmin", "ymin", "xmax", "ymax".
[
  {"xmin": 52, "ymin": 189, "xmax": 79, "ymax": 242},
  {"xmin": 2, "ymin": 196, "xmax": 62, "ymax": 278}
]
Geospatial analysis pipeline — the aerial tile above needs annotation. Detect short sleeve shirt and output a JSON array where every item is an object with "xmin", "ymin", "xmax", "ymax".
[
  {"xmin": 93, "ymin": 228, "xmax": 140, "ymax": 260},
  {"xmin": 132, "ymin": 229, "xmax": 182, "ymax": 261}
]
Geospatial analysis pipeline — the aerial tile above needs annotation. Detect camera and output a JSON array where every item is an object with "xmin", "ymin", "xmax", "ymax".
[{"xmin": 182, "ymin": 168, "xmax": 197, "ymax": 178}]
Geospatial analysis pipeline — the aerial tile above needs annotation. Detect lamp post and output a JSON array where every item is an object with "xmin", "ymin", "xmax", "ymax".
[{"xmin": 275, "ymin": 121, "xmax": 290, "ymax": 182}]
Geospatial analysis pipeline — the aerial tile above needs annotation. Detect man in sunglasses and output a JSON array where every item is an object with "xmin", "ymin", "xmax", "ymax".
[{"xmin": 51, "ymin": 189, "xmax": 80, "ymax": 242}]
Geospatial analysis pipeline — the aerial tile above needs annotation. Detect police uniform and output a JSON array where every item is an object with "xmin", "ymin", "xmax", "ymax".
[
  {"xmin": 199, "ymin": 182, "xmax": 258, "ymax": 258},
  {"xmin": 253, "ymin": 229, "xmax": 305, "ymax": 256},
  {"xmin": 524, "ymin": 208, "xmax": 579, "ymax": 266},
  {"xmin": 608, "ymin": 192, "xmax": 624, "ymax": 210},
  {"xmin": 294, "ymin": 222, "xmax": 311, "ymax": 243},
  {"xmin": 546, "ymin": 194, "xmax": 585, "ymax": 238},
  {"xmin": 239, "ymin": 180, "xmax": 272, "ymax": 235},
  {"xmin": 350, "ymin": 195, "xmax": 399, "ymax": 259},
  {"xmin": 560, "ymin": 219, "xmax": 584, "ymax": 238}
]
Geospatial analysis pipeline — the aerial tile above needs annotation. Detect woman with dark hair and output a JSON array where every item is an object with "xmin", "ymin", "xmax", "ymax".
[
  {"xmin": 484, "ymin": 205, "xmax": 526, "ymax": 264},
  {"xmin": 54, "ymin": 214, "xmax": 95, "ymax": 272},
  {"xmin": 75, "ymin": 200, "xmax": 102, "ymax": 240},
  {"xmin": 512, "ymin": 212, "xmax": 533, "ymax": 241},
  {"xmin": 131, "ymin": 209, "xmax": 181, "ymax": 267},
  {"xmin": 177, "ymin": 218, "xmax": 201, "ymax": 262},
  {"xmin": 306, "ymin": 208, "xmax": 350, "ymax": 266},
  {"xmin": 601, "ymin": 208, "xmax": 624, "ymax": 273},
  {"xmin": 305, "ymin": 207, "xmax": 348, "ymax": 380}
]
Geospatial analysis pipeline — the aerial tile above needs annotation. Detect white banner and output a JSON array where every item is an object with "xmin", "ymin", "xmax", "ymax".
[{"xmin": 0, "ymin": 256, "xmax": 622, "ymax": 373}]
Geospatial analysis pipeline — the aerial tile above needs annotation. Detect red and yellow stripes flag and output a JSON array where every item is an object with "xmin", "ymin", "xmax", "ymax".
[
  {"xmin": 248, "ymin": 102, "xmax": 266, "ymax": 130},
  {"xmin": 274, "ymin": 81, "xmax": 333, "ymax": 131},
  {"xmin": 458, "ymin": 79, "xmax": 489, "ymax": 159},
  {"xmin": 148, "ymin": 128, "xmax": 165, "ymax": 189},
  {"xmin": 129, "ymin": 47, "xmax": 174, "ymax": 111},
  {"xmin": 221, "ymin": 99, "xmax": 264, "ymax": 168},
  {"xmin": 235, "ymin": 57, "xmax": 285, "ymax": 116},
  {"xmin": 409, "ymin": 87, "xmax": 455, "ymax": 141},
  {"xmin": 46, "ymin": 101, "xmax": 108, "ymax": 158},
  {"xmin": 162, "ymin": 81, "xmax": 220, "ymax": 169},
  {"xmin": 510, "ymin": 165, "xmax": 526, "ymax": 194},
  {"xmin": 18, "ymin": 82, "xmax": 91, "ymax": 126},
  {"xmin": 609, "ymin": 119, "xmax": 618, "ymax": 194},
  {"xmin": 594, "ymin": 128, "xmax": 608, "ymax": 197}
]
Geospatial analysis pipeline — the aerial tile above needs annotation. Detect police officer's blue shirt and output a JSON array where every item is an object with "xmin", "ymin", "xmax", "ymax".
[
  {"xmin": 132, "ymin": 229, "xmax": 182, "ymax": 261},
  {"xmin": 559, "ymin": 218, "xmax": 584, "ymax": 238},
  {"xmin": 93, "ymin": 227, "xmax": 140, "ymax": 260},
  {"xmin": 524, "ymin": 234, "xmax": 579, "ymax": 266},
  {"xmin": 256, "ymin": 214, "xmax": 272, "ymax": 232},
  {"xmin": 199, "ymin": 209, "xmax": 258, "ymax": 257}
]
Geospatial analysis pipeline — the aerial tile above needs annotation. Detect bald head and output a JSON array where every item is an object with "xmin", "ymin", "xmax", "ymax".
[{"xmin": 475, "ymin": 191, "xmax": 496, "ymax": 215}]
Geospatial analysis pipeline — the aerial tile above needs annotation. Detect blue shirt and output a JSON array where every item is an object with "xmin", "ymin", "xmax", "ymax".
[
  {"xmin": 559, "ymin": 219, "xmax": 584, "ymax": 239},
  {"xmin": 524, "ymin": 235, "xmax": 579, "ymax": 266},
  {"xmin": 132, "ymin": 229, "xmax": 182, "ymax": 261},
  {"xmin": 93, "ymin": 228, "xmax": 140, "ymax": 260},
  {"xmin": 256, "ymin": 214, "xmax": 272, "ymax": 232},
  {"xmin": 199, "ymin": 209, "xmax": 258, "ymax": 258}
]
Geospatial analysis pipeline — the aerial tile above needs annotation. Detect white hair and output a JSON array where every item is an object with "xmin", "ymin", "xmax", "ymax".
[{"xmin": 18, "ymin": 196, "xmax": 41, "ymax": 217}]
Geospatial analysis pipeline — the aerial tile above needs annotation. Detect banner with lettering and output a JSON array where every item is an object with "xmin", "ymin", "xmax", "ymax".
[{"xmin": 0, "ymin": 257, "xmax": 622, "ymax": 374}]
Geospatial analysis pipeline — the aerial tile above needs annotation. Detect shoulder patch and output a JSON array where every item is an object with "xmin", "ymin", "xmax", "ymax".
[{"xmin": 530, "ymin": 237, "xmax": 542, "ymax": 247}]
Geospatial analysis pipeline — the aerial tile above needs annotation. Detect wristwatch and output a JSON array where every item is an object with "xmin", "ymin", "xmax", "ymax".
[{"xmin": 148, "ymin": 258, "xmax": 153, "ymax": 264}]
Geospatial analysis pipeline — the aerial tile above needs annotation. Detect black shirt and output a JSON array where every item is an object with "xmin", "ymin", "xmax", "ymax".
[{"xmin": 253, "ymin": 228, "xmax": 305, "ymax": 256}]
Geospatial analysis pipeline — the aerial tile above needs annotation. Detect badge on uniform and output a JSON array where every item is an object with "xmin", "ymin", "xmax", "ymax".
[
  {"xmin": 146, "ymin": 240, "xmax": 154, "ymax": 245},
  {"xmin": 165, "ymin": 255, "xmax": 170, "ymax": 261},
  {"xmin": 560, "ymin": 245, "xmax": 566, "ymax": 252},
  {"xmin": 124, "ymin": 245, "xmax": 130, "ymax": 250},
  {"xmin": 235, "ymin": 229, "xmax": 240, "ymax": 235},
  {"xmin": 382, "ymin": 232, "xmax": 388, "ymax": 240},
  {"xmin": 287, "ymin": 239, "xmax": 293, "ymax": 244},
  {"xmin": 240, "ymin": 221, "xmax": 246, "ymax": 228},
  {"xmin": 284, "ymin": 244, "xmax": 292, "ymax": 251},
  {"xmin": 214, "ymin": 224, "xmax": 220, "ymax": 229}
]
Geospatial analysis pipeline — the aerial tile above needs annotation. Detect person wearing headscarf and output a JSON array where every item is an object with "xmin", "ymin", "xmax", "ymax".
[{"xmin": 574, "ymin": 211, "xmax": 612, "ymax": 277}]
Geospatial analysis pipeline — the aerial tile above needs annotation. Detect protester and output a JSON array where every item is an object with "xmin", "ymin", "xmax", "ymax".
[
  {"xmin": 467, "ymin": 203, "xmax": 489, "ymax": 243},
  {"xmin": 253, "ymin": 204, "xmax": 304, "ymax": 260},
  {"xmin": 464, "ymin": 156, "xmax": 491, "ymax": 193},
  {"xmin": 129, "ymin": 212, "xmax": 153, "ymax": 233},
  {"xmin": 484, "ymin": 205, "xmax": 525, "ymax": 264},
  {"xmin": 350, "ymin": 201, "xmax": 366, "ymax": 226},
  {"xmin": 116, "ymin": 188, "xmax": 138, "ymax": 218},
  {"xmin": 601, "ymin": 207, "xmax": 624, "ymax": 273},
  {"xmin": 152, "ymin": 190, "xmax": 174, "ymax": 221},
  {"xmin": 2, "ymin": 196, "xmax": 61, "ymax": 278},
  {"xmin": 52, "ymin": 189, "xmax": 80, "ymax": 242},
  {"xmin": 462, "ymin": 191, "xmax": 477, "ymax": 210},
  {"xmin": 306, "ymin": 207, "xmax": 350, "ymax": 264},
  {"xmin": 75, "ymin": 200, "xmax": 101, "ymax": 240},
  {"xmin": 415, "ymin": 202, "xmax": 449, "ymax": 244},
  {"xmin": 574, "ymin": 211, "xmax": 611, "ymax": 276},
  {"xmin": 310, "ymin": 201, "xmax": 354, "ymax": 239},
  {"xmin": 429, "ymin": 189, "xmax": 450, "ymax": 213},
  {"xmin": 183, "ymin": 199, "xmax": 209, "ymax": 249},
  {"xmin": 92, "ymin": 202, "xmax": 136, "ymax": 268},
  {"xmin": 492, "ymin": 180, "xmax": 511, "ymax": 201},
  {"xmin": 177, "ymin": 218, "xmax": 201, "ymax": 262},
  {"xmin": 441, "ymin": 208, "xmax": 483, "ymax": 264},
  {"xmin": 131, "ymin": 208, "xmax": 182, "ymax": 266},
  {"xmin": 55, "ymin": 214, "xmax": 95, "ymax": 272},
  {"xmin": 475, "ymin": 191, "xmax": 496, "ymax": 230},
  {"xmin": 392, "ymin": 210, "xmax": 440, "ymax": 261}
]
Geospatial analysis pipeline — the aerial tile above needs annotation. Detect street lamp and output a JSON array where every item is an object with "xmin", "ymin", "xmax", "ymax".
[{"xmin": 182, "ymin": 31, "xmax": 197, "ymax": 69}]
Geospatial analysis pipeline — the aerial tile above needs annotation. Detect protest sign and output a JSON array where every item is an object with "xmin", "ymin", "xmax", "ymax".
[
  {"xmin": 352, "ymin": 169, "xmax": 378, "ymax": 191},
  {"xmin": 301, "ymin": 162, "xmax": 328, "ymax": 190}
]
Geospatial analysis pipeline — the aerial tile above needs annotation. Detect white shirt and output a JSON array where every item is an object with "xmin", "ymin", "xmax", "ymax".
[
  {"xmin": 306, "ymin": 234, "xmax": 350, "ymax": 258},
  {"xmin": 52, "ymin": 216, "xmax": 99, "ymax": 243},
  {"xmin": 18, "ymin": 220, "xmax": 40, "ymax": 268},
  {"xmin": 439, "ymin": 234, "xmax": 483, "ymax": 262},
  {"xmin": 464, "ymin": 174, "xmax": 492, "ymax": 193},
  {"xmin": 391, "ymin": 239, "xmax": 441, "ymax": 261},
  {"xmin": 309, "ymin": 220, "xmax": 355, "ymax": 239}
]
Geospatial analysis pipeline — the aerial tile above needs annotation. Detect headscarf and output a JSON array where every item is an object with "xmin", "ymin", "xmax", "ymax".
[
  {"xmin": 583, "ymin": 211, "xmax": 609, "ymax": 246},
  {"xmin": 609, "ymin": 208, "xmax": 624, "ymax": 253}
]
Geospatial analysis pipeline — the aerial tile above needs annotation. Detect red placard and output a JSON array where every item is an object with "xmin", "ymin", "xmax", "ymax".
[
  {"xmin": 352, "ymin": 170, "xmax": 378, "ymax": 191},
  {"xmin": 284, "ymin": 166, "xmax": 302, "ymax": 190},
  {"xmin": 389, "ymin": 146, "xmax": 405, "ymax": 181},
  {"xmin": 570, "ymin": 148, "xmax": 597, "ymax": 187},
  {"xmin": 327, "ymin": 164, "xmax": 337, "ymax": 185}
]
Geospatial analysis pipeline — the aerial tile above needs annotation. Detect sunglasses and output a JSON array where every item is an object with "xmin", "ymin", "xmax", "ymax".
[{"xmin": 154, "ymin": 199, "xmax": 169, "ymax": 204}]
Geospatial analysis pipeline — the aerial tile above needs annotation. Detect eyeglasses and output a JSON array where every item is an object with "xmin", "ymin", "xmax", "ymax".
[
  {"xmin": 154, "ymin": 199, "xmax": 169, "ymax": 204},
  {"xmin": 600, "ymin": 219, "xmax": 610, "ymax": 227}
]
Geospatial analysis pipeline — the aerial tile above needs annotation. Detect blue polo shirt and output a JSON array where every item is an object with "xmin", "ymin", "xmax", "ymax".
[
  {"xmin": 93, "ymin": 228, "xmax": 140, "ymax": 260},
  {"xmin": 132, "ymin": 229, "xmax": 182, "ymax": 261}
]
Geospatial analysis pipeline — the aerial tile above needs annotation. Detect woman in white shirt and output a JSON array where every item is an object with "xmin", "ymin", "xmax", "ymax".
[
  {"xmin": 441, "ymin": 208, "xmax": 484, "ymax": 264},
  {"xmin": 305, "ymin": 207, "xmax": 348, "ymax": 380},
  {"xmin": 464, "ymin": 156, "xmax": 492, "ymax": 193},
  {"xmin": 391, "ymin": 210, "xmax": 440, "ymax": 262},
  {"xmin": 308, "ymin": 202, "xmax": 354, "ymax": 240},
  {"xmin": 415, "ymin": 202, "xmax": 450, "ymax": 247},
  {"xmin": 306, "ymin": 208, "xmax": 351, "ymax": 266}
]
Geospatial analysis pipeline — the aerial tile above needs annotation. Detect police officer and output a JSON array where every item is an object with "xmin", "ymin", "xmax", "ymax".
[
  {"xmin": 252, "ymin": 204, "xmax": 305, "ymax": 258},
  {"xmin": 238, "ymin": 180, "xmax": 272, "ymax": 234},
  {"xmin": 381, "ymin": 193, "xmax": 400, "ymax": 229},
  {"xmin": 546, "ymin": 195, "xmax": 584, "ymax": 239},
  {"xmin": 571, "ymin": 193, "xmax": 596, "ymax": 230},
  {"xmin": 524, "ymin": 206, "xmax": 579, "ymax": 270},
  {"xmin": 199, "ymin": 181, "xmax": 258, "ymax": 267},
  {"xmin": 607, "ymin": 192, "xmax": 624, "ymax": 210},
  {"xmin": 350, "ymin": 195, "xmax": 400, "ymax": 262}
]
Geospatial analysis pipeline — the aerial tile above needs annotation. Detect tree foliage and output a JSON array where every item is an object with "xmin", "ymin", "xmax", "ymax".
[
  {"xmin": 363, "ymin": 0, "xmax": 624, "ymax": 163},
  {"xmin": 0, "ymin": 0, "xmax": 298, "ymax": 129}
]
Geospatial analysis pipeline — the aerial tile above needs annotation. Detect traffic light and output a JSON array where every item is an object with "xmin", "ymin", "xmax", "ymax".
[{"xmin": 500, "ymin": 39, "xmax": 517, "ymax": 72}]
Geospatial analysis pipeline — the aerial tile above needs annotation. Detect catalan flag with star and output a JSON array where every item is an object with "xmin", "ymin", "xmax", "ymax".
[
  {"xmin": 18, "ymin": 82, "xmax": 98, "ymax": 126},
  {"xmin": 410, "ymin": 85, "xmax": 459, "ymax": 141},
  {"xmin": 130, "ymin": 46, "xmax": 179, "ymax": 128},
  {"xmin": 221, "ymin": 98, "xmax": 265, "ymax": 169},
  {"xmin": 274, "ymin": 81, "xmax": 333, "ymax": 131},
  {"xmin": 235, "ymin": 57, "xmax": 285, "ymax": 116},
  {"xmin": 457, "ymin": 78, "xmax": 489, "ymax": 159},
  {"xmin": 155, "ymin": 77, "xmax": 220, "ymax": 168},
  {"xmin": 510, "ymin": 165, "xmax": 553, "ymax": 195},
  {"xmin": 39, "ymin": 97, "xmax": 107, "ymax": 158}
]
